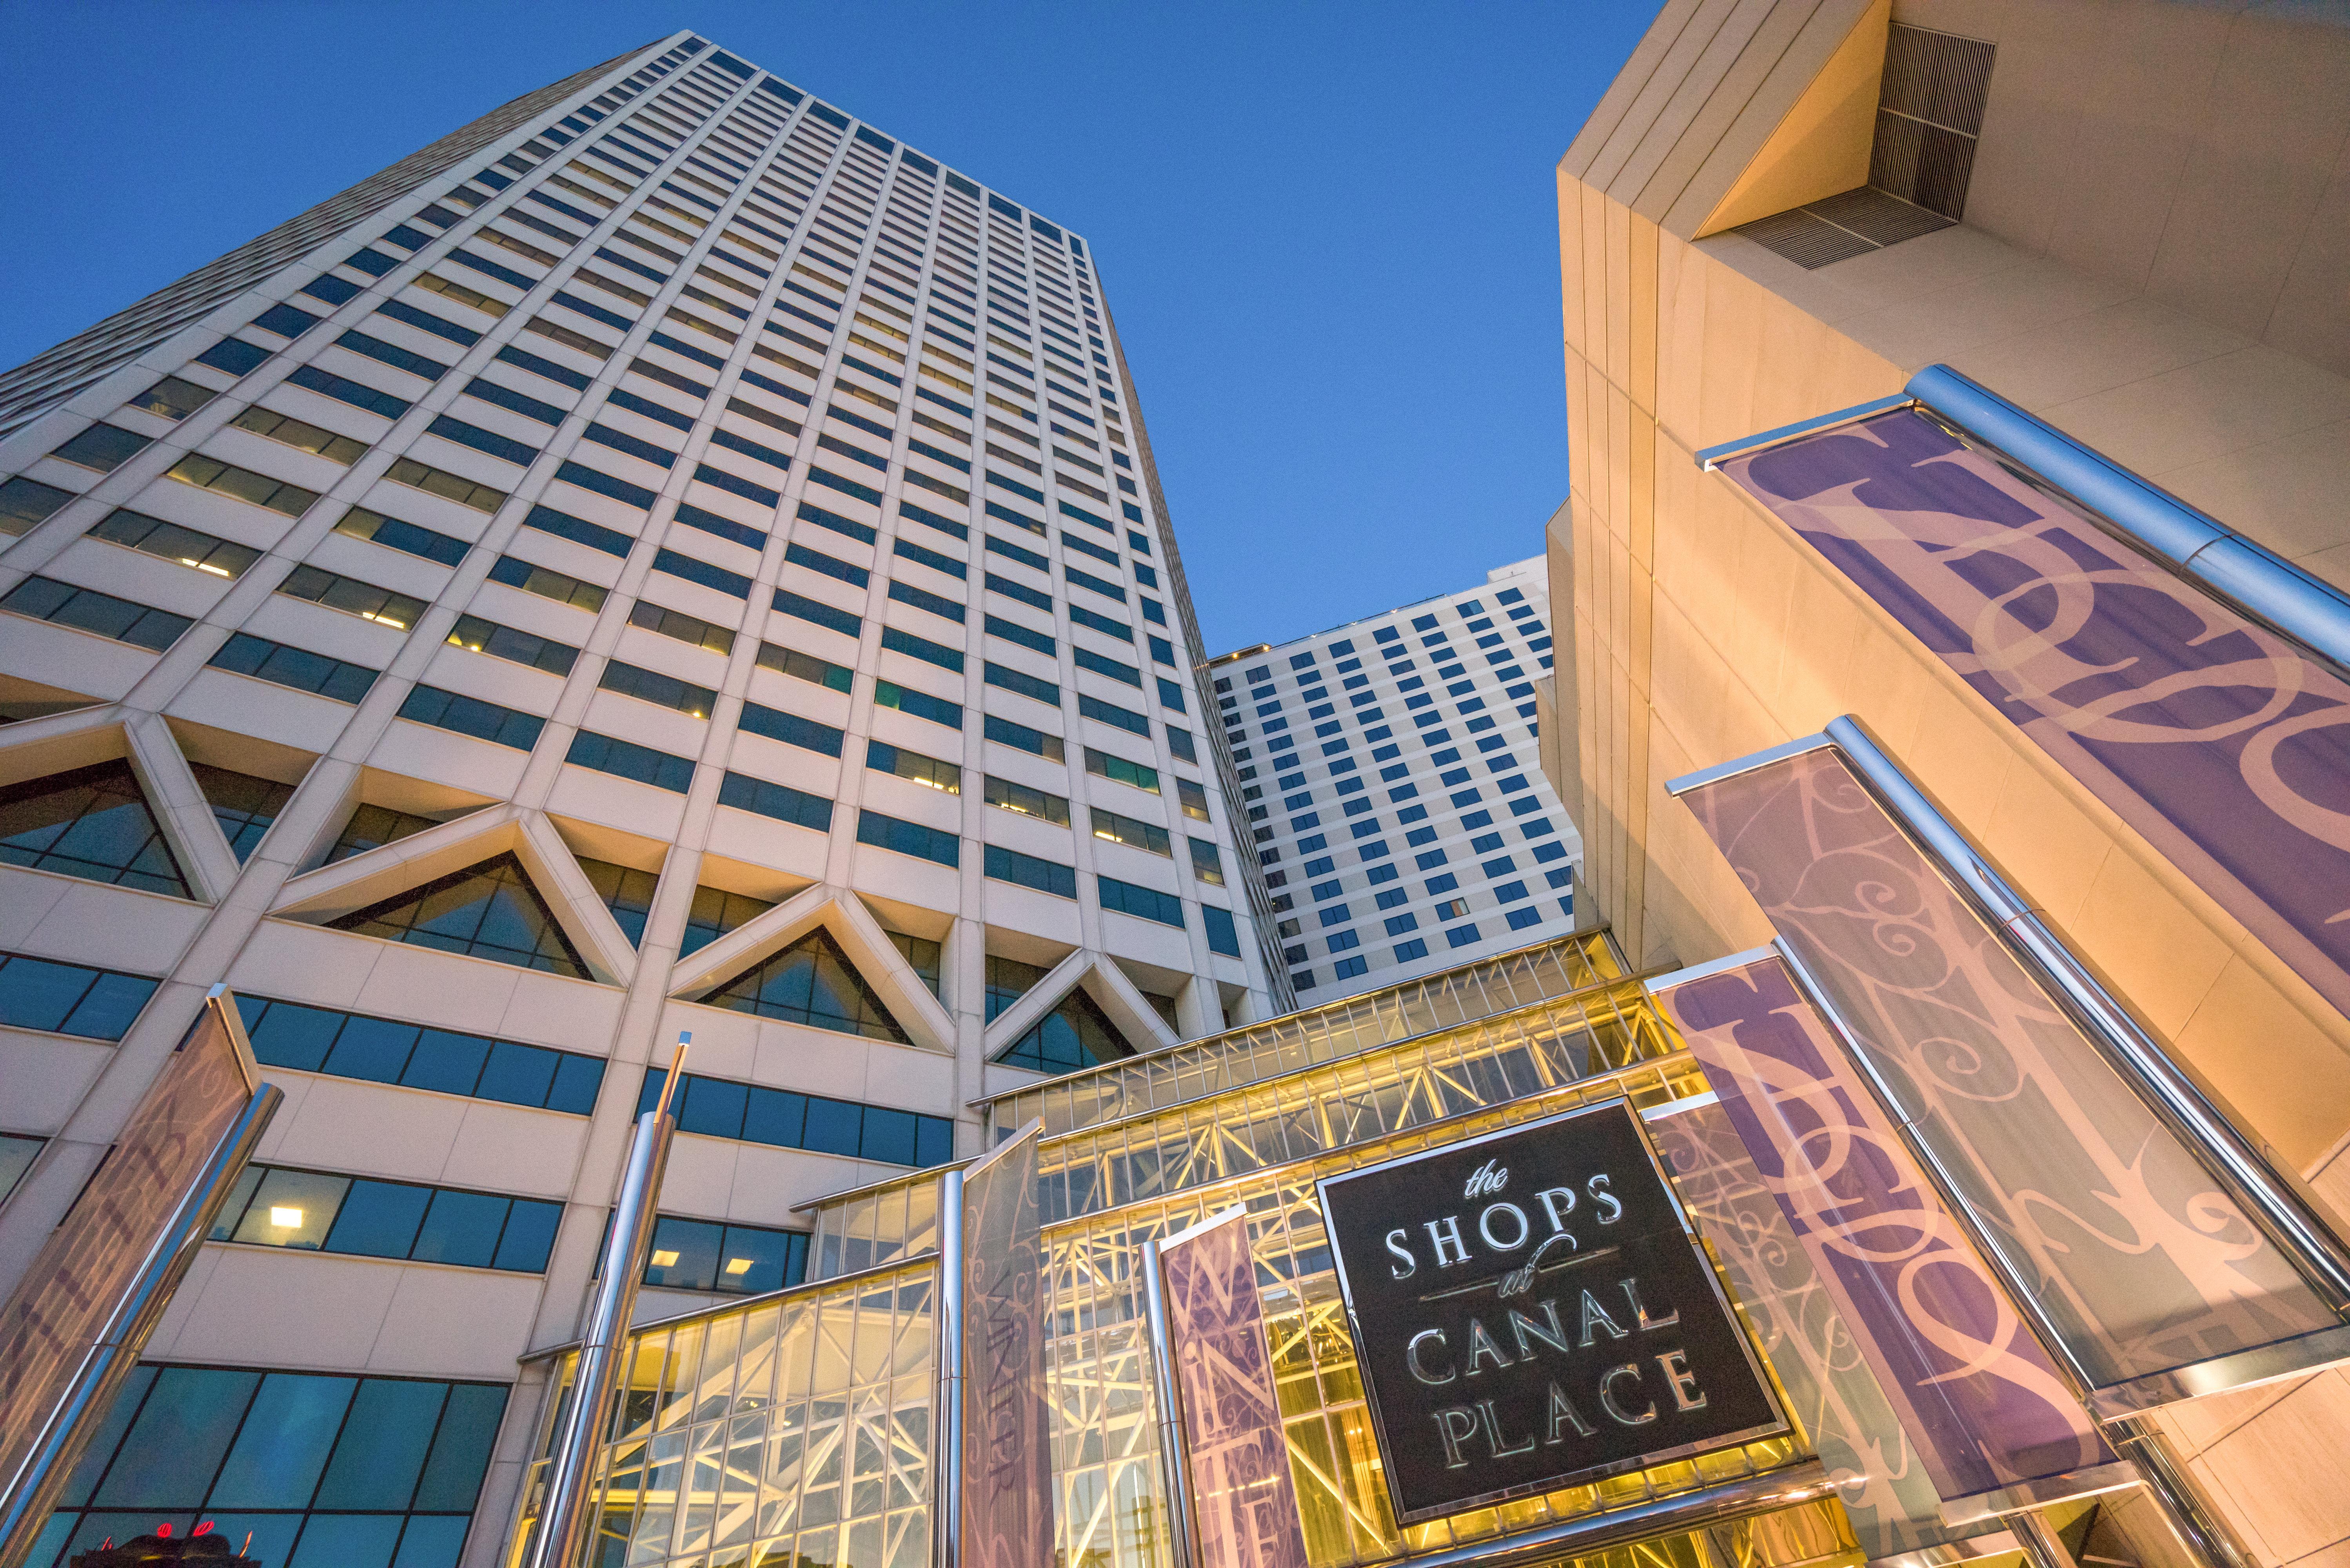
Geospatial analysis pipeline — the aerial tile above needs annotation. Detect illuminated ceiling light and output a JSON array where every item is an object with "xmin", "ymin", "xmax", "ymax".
[
  {"xmin": 724, "ymin": 1256, "xmax": 754, "ymax": 1275},
  {"xmin": 268, "ymin": 1206, "xmax": 303, "ymax": 1228},
  {"xmin": 650, "ymin": 1249, "xmax": 680, "ymax": 1267}
]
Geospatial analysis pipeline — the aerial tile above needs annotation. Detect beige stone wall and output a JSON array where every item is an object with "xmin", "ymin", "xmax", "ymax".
[
  {"xmin": 1556, "ymin": 168, "xmax": 2350, "ymax": 1563},
  {"xmin": 1900, "ymin": 0, "xmax": 2350, "ymax": 383},
  {"xmin": 1558, "ymin": 171, "xmax": 2350, "ymax": 1185}
]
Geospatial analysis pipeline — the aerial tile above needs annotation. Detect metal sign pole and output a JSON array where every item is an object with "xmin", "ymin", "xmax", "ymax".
[
  {"xmin": 524, "ymin": 1036, "xmax": 687, "ymax": 1568},
  {"xmin": 1824, "ymin": 715, "xmax": 2350, "ymax": 1316},
  {"xmin": 1767, "ymin": 944, "xmax": 2254, "ymax": 1568},
  {"xmin": 1138, "ymin": 1234, "xmax": 1195, "ymax": 1568},
  {"xmin": 931, "ymin": 1168, "xmax": 964, "ymax": 1568}
]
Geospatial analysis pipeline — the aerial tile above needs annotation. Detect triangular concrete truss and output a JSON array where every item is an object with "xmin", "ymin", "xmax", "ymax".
[
  {"xmin": 982, "ymin": 948, "xmax": 1179, "ymax": 1065},
  {"xmin": 668, "ymin": 881, "xmax": 957, "ymax": 1056},
  {"xmin": 0, "ymin": 704, "xmax": 1168, "ymax": 1062}
]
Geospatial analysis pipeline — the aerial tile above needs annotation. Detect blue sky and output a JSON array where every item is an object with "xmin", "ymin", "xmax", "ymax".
[{"xmin": 0, "ymin": 1, "xmax": 1656, "ymax": 653}]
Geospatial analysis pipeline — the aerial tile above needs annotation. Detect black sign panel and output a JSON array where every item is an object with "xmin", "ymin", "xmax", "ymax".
[{"xmin": 1317, "ymin": 1099, "xmax": 1785, "ymax": 1522}]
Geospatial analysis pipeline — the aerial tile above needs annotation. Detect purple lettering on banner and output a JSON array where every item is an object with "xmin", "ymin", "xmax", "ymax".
[
  {"xmin": 960, "ymin": 1123, "xmax": 1050, "ymax": 1568},
  {"xmin": 1159, "ymin": 1207, "xmax": 1309, "ymax": 1568},
  {"xmin": 1648, "ymin": 1097, "xmax": 1963, "ymax": 1559},
  {"xmin": 1653, "ymin": 955, "xmax": 2109, "ymax": 1499},
  {"xmin": 1721, "ymin": 408, "xmax": 2350, "ymax": 1023},
  {"xmin": 1675, "ymin": 744, "xmax": 2336, "ymax": 1390}
]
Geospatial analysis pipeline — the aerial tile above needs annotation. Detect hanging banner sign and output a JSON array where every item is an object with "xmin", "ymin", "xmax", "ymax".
[
  {"xmin": 1672, "ymin": 740, "xmax": 2341, "ymax": 1401},
  {"xmin": 1646, "ymin": 1095, "xmax": 1970, "ymax": 1561},
  {"xmin": 1651, "ymin": 954, "xmax": 2112, "ymax": 1502},
  {"xmin": 959, "ymin": 1121, "xmax": 1050, "ymax": 1568},
  {"xmin": 1159, "ymin": 1207, "xmax": 1310, "ymax": 1568},
  {"xmin": 1318, "ymin": 1100, "xmax": 1785, "ymax": 1523},
  {"xmin": 1718, "ymin": 405, "xmax": 2350, "ymax": 1025}
]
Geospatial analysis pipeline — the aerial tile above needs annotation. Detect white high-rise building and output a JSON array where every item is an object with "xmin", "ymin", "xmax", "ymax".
[
  {"xmin": 0, "ymin": 32, "xmax": 1269, "ymax": 1567},
  {"xmin": 1208, "ymin": 555, "xmax": 1581, "ymax": 1002}
]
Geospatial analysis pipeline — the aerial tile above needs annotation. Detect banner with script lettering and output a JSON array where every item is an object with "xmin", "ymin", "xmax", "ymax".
[
  {"xmin": 959, "ymin": 1120, "xmax": 1049, "ymax": 1568},
  {"xmin": 1317, "ymin": 1100, "xmax": 1785, "ymax": 1523},
  {"xmin": 1159, "ymin": 1207, "xmax": 1309, "ymax": 1568},
  {"xmin": 1674, "ymin": 743, "xmax": 2339, "ymax": 1396},
  {"xmin": 1720, "ymin": 406, "xmax": 2350, "ymax": 1025},
  {"xmin": 1647, "ymin": 1095, "xmax": 1967, "ymax": 1559},
  {"xmin": 1652, "ymin": 954, "xmax": 2111, "ymax": 1502}
]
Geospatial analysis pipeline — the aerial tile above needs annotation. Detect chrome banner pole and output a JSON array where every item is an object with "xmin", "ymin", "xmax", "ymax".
[
  {"xmin": 524, "ymin": 1036, "xmax": 686, "ymax": 1568},
  {"xmin": 0, "ymin": 1080, "xmax": 279, "ymax": 1567},
  {"xmin": 932, "ymin": 1168, "xmax": 965, "ymax": 1568},
  {"xmin": 2009, "ymin": 1511, "xmax": 2079, "ymax": 1568},
  {"xmin": 1138, "ymin": 1233, "xmax": 1195, "ymax": 1568},
  {"xmin": 1769, "ymin": 942, "xmax": 2249, "ymax": 1568},
  {"xmin": 1825, "ymin": 715, "xmax": 2350, "ymax": 1315}
]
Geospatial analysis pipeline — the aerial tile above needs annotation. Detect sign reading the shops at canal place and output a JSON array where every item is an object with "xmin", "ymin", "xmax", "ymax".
[{"xmin": 1318, "ymin": 1100, "xmax": 1785, "ymax": 1522}]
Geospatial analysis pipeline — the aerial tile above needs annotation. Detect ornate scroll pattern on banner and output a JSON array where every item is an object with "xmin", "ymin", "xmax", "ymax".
[
  {"xmin": 1721, "ymin": 408, "xmax": 2350, "ymax": 1020},
  {"xmin": 0, "ymin": 1002, "xmax": 254, "ymax": 1488},
  {"xmin": 1654, "ymin": 959, "xmax": 2109, "ymax": 1500},
  {"xmin": 962, "ymin": 1124, "xmax": 1051, "ymax": 1568},
  {"xmin": 1649, "ymin": 1099, "xmax": 1957, "ymax": 1559},
  {"xmin": 1680, "ymin": 748, "xmax": 2336, "ymax": 1387},
  {"xmin": 1160, "ymin": 1208, "xmax": 1311, "ymax": 1568}
]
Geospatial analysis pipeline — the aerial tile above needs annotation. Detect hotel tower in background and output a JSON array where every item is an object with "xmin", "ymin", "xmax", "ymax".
[
  {"xmin": 0, "ymin": 31, "xmax": 1273, "ymax": 1566},
  {"xmin": 1209, "ymin": 554, "xmax": 1583, "ymax": 1004}
]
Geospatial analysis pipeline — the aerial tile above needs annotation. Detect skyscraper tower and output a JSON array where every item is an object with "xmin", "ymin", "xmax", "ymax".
[
  {"xmin": 0, "ymin": 32, "xmax": 1268, "ymax": 1566},
  {"xmin": 1208, "ymin": 555, "xmax": 1579, "ymax": 1003}
]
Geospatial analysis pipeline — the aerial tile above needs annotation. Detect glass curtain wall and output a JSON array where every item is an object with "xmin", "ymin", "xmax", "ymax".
[
  {"xmin": 981, "ymin": 930, "xmax": 1622, "ymax": 1137},
  {"xmin": 507, "ymin": 1259, "xmax": 936, "ymax": 1568},
  {"xmin": 512, "ymin": 958, "xmax": 1843, "ymax": 1568}
]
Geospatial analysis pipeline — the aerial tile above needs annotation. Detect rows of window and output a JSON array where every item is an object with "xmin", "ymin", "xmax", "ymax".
[
  {"xmin": 2, "ymin": 751, "xmax": 1241, "ymax": 1050},
  {"xmin": 0, "ymin": 21, "xmax": 681, "ymax": 441},
  {"xmin": 634, "ymin": 1066, "xmax": 954, "ymax": 1167},
  {"xmin": 0, "ymin": 38, "xmax": 1264, "ymax": 1053},
  {"xmin": 2, "ymin": 32, "xmax": 1149, "ymax": 668},
  {"xmin": 209, "ymin": 1162, "xmax": 563, "ymax": 1273},
  {"xmin": 233, "ymin": 994, "xmax": 605, "ymax": 1112},
  {"xmin": 644, "ymin": 1211, "xmax": 809, "ymax": 1294},
  {"xmin": 4, "ymin": 410, "xmax": 1224, "ymax": 889},
  {"xmin": 1214, "ymin": 580, "xmax": 1568, "ymax": 994},
  {"xmin": 0, "ymin": 115, "xmax": 1199, "ymax": 882}
]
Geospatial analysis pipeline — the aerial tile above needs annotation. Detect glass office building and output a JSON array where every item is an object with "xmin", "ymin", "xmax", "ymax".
[
  {"xmin": 13, "ymin": 4, "xmax": 2350, "ymax": 1568},
  {"xmin": 0, "ymin": 30, "xmax": 1271, "ymax": 1568}
]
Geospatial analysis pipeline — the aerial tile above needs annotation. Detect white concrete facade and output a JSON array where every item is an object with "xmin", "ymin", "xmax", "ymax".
[
  {"xmin": 1208, "ymin": 556, "xmax": 1582, "ymax": 1004},
  {"xmin": 0, "ymin": 31, "xmax": 1268, "ymax": 1566}
]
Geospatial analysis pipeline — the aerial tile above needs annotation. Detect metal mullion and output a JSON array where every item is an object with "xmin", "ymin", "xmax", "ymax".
[
  {"xmin": 399, "ymin": 1382, "xmax": 459, "ymax": 1515},
  {"xmin": 482, "ymin": 1194, "xmax": 519, "ymax": 1272},
  {"xmin": 300, "ymin": 1370, "xmax": 374, "ymax": 1526},
  {"xmin": 57, "ymin": 1363, "xmax": 165, "ymax": 1526},
  {"xmin": 135, "ymin": 1367, "xmax": 271, "ymax": 1526},
  {"xmin": 382, "ymin": 1020, "xmax": 427, "ymax": 1090},
  {"xmin": 1034, "ymin": 1048, "xmax": 1708, "ymax": 1254}
]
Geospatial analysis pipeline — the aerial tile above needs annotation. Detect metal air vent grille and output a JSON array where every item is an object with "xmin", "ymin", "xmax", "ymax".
[{"xmin": 1732, "ymin": 22, "xmax": 1994, "ymax": 268}]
